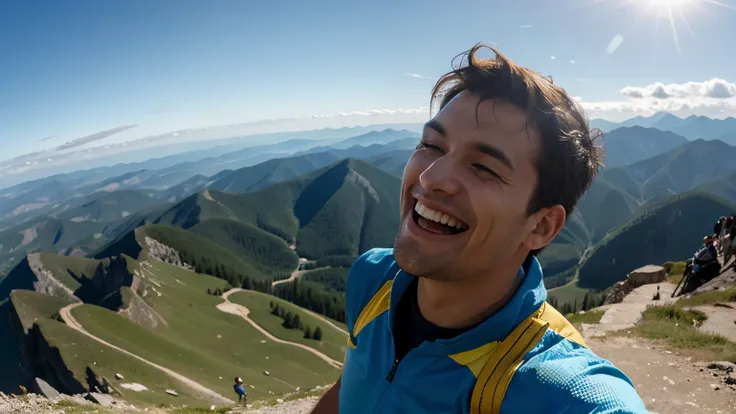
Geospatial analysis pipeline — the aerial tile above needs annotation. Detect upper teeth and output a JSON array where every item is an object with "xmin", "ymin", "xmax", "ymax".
[{"xmin": 414, "ymin": 201, "xmax": 467, "ymax": 230}]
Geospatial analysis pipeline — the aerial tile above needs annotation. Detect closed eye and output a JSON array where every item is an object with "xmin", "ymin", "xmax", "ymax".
[
  {"xmin": 416, "ymin": 141, "xmax": 444, "ymax": 153},
  {"xmin": 473, "ymin": 164, "xmax": 503, "ymax": 181}
]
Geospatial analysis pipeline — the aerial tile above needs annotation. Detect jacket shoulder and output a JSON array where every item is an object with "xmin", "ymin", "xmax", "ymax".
[
  {"xmin": 503, "ymin": 332, "xmax": 648, "ymax": 413},
  {"xmin": 345, "ymin": 248, "xmax": 399, "ymax": 333}
]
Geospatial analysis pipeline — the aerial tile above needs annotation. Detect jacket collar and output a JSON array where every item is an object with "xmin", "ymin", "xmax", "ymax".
[{"xmin": 387, "ymin": 254, "xmax": 547, "ymax": 356}]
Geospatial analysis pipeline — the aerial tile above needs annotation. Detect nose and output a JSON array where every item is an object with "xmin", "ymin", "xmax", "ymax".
[{"xmin": 419, "ymin": 155, "xmax": 461, "ymax": 196}]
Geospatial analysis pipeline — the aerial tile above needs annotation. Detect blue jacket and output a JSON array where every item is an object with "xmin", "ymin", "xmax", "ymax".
[{"xmin": 339, "ymin": 248, "xmax": 648, "ymax": 413}]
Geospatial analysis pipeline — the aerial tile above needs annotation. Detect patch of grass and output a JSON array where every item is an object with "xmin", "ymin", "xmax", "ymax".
[
  {"xmin": 70, "ymin": 259, "xmax": 339, "ymax": 403},
  {"xmin": 633, "ymin": 305, "xmax": 736, "ymax": 362},
  {"xmin": 664, "ymin": 261, "xmax": 687, "ymax": 285},
  {"xmin": 548, "ymin": 281, "xmax": 590, "ymax": 310},
  {"xmin": 229, "ymin": 290, "xmax": 347, "ymax": 362},
  {"xmin": 565, "ymin": 310, "xmax": 605, "ymax": 327},
  {"xmin": 9, "ymin": 289, "xmax": 73, "ymax": 332},
  {"xmin": 676, "ymin": 288, "xmax": 736, "ymax": 307}
]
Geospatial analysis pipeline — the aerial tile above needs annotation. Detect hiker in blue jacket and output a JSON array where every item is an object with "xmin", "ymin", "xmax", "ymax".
[
  {"xmin": 233, "ymin": 377, "xmax": 247, "ymax": 406},
  {"xmin": 310, "ymin": 43, "xmax": 648, "ymax": 414}
]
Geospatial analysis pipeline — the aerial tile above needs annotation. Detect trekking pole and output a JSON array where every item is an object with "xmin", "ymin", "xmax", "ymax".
[{"xmin": 672, "ymin": 267, "xmax": 694, "ymax": 298}]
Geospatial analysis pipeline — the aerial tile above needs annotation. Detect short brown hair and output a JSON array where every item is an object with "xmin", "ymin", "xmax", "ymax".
[{"xmin": 431, "ymin": 44, "xmax": 603, "ymax": 252}]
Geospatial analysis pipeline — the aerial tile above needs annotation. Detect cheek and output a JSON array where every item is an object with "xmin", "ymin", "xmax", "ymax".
[{"xmin": 402, "ymin": 151, "xmax": 429, "ymax": 182}]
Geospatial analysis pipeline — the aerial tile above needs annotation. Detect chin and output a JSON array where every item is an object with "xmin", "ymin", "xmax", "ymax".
[{"xmin": 393, "ymin": 234, "xmax": 448, "ymax": 279}]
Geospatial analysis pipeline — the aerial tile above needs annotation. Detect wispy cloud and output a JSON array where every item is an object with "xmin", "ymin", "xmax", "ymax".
[
  {"xmin": 36, "ymin": 136, "xmax": 55, "ymax": 143},
  {"xmin": 520, "ymin": 25, "xmax": 532, "ymax": 29},
  {"xmin": 56, "ymin": 125, "xmax": 137, "ymax": 151},
  {"xmin": 569, "ymin": 60, "xmax": 576, "ymax": 64},
  {"xmin": 550, "ymin": 56, "xmax": 556, "ymax": 60},
  {"xmin": 606, "ymin": 34, "xmax": 624, "ymax": 54},
  {"xmin": 405, "ymin": 73, "xmax": 429, "ymax": 79}
]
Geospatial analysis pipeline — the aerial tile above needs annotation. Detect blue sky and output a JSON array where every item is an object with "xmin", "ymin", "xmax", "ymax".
[{"xmin": 2, "ymin": 0, "xmax": 736, "ymax": 160}]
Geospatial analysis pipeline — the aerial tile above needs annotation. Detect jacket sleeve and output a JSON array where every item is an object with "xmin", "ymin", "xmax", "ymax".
[{"xmin": 502, "ymin": 342, "xmax": 649, "ymax": 414}]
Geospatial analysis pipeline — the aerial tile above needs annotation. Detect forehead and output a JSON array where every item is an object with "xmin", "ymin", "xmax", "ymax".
[{"xmin": 434, "ymin": 91, "xmax": 540, "ymax": 153}]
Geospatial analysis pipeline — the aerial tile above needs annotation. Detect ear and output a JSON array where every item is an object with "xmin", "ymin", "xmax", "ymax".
[{"xmin": 524, "ymin": 205, "xmax": 566, "ymax": 251}]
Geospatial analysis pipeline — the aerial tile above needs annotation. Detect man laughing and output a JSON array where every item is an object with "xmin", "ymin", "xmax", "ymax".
[{"xmin": 310, "ymin": 44, "xmax": 647, "ymax": 414}]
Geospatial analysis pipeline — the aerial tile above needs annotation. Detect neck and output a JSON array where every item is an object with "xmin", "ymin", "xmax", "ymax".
[{"xmin": 416, "ymin": 258, "xmax": 526, "ymax": 330}]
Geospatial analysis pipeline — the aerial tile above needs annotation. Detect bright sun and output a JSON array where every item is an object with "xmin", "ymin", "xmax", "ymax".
[{"xmin": 649, "ymin": 0, "xmax": 695, "ymax": 7}]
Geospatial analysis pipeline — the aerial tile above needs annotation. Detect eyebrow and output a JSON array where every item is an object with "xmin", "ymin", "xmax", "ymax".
[
  {"xmin": 425, "ymin": 119, "xmax": 515, "ymax": 172},
  {"xmin": 476, "ymin": 142, "xmax": 515, "ymax": 172},
  {"xmin": 424, "ymin": 119, "xmax": 446, "ymax": 136}
]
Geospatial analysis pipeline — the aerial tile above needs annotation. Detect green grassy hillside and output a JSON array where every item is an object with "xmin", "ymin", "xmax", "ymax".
[
  {"xmin": 577, "ymin": 192, "xmax": 734, "ymax": 290},
  {"xmin": 148, "ymin": 158, "xmax": 401, "ymax": 264},
  {"xmin": 189, "ymin": 219, "xmax": 297, "ymax": 278},
  {"xmin": 95, "ymin": 224, "xmax": 293, "ymax": 287},
  {"xmin": 70, "ymin": 259, "xmax": 340, "ymax": 401},
  {"xmin": 35, "ymin": 318, "xmax": 206, "ymax": 407},
  {"xmin": 9, "ymin": 289, "xmax": 73, "ymax": 332},
  {"xmin": 228, "ymin": 290, "xmax": 347, "ymax": 362}
]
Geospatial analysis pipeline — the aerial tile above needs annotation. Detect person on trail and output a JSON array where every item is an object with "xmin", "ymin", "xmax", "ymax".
[
  {"xmin": 310, "ymin": 44, "xmax": 647, "ymax": 414},
  {"xmin": 233, "ymin": 377, "xmax": 247, "ymax": 406},
  {"xmin": 715, "ymin": 217, "xmax": 725, "ymax": 253}
]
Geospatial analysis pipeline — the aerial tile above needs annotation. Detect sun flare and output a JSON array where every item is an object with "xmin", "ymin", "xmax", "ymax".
[
  {"xmin": 649, "ymin": 0, "xmax": 695, "ymax": 7},
  {"xmin": 599, "ymin": 0, "xmax": 736, "ymax": 54}
]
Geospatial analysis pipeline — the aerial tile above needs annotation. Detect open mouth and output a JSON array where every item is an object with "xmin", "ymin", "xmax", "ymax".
[{"xmin": 412, "ymin": 200, "xmax": 468, "ymax": 236}]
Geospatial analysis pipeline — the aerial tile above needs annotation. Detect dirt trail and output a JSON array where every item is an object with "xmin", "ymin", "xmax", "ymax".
[
  {"xmin": 218, "ymin": 289, "xmax": 343, "ymax": 369},
  {"xmin": 58, "ymin": 303, "xmax": 234, "ymax": 405},
  {"xmin": 693, "ymin": 302, "xmax": 736, "ymax": 342},
  {"xmin": 579, "ymin": 281, "xmax": 736, "ymax": 413},
  {"xmin": 588, "ymin": 336, "xmax": 736, "ymax": 414},
  {"xmin": 271, "ymin": 266, "xmax": 330, "ymax": 288},
  {"xmin": 582, "ymin": 282, "xmax": 676, "ymax": 338}
]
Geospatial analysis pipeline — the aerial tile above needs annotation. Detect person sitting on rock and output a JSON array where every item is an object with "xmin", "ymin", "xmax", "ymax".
[{"xmin": 233, "ymin": 377, "xmax": 247, "ymax": 406}]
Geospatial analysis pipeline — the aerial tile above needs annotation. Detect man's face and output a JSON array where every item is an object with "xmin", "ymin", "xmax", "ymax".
[{"xmin": 394, "ymin": 91, "xmax": 550, "ymax": 280}]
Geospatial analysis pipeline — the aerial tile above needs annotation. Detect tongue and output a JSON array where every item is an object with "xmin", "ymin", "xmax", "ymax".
[{"xmin": 417, "ymin": 217, "xmax": 456, "ymax": 235}]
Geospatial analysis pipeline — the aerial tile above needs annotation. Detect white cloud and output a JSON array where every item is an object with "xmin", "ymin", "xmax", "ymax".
[
  {"xmin": 405, "ymin": 73, "xmax": 429, "ymax": 79},
  {"xmin": 578, "ymin": 78, "xmax": 736, "ymax": 121},
  {"xmin": 550, "ymin": 56, "xmax": 556, "ymax": 60},
  {"xmin": 569, "ymin": 60, "xmax": 576, "ymax": 64},
  {"xmin": 520, "ymin": 25, "xmax": 532, "ymax": 29}
]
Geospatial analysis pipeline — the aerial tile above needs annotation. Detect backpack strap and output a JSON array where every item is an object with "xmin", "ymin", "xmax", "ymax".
[
  {"xmin": 348, "ymin": 280, "xmax": 393, "ymax": 348},
  {"xmin": 469, "ymin": 301, "xmax": 587, "ymax": 414},
  {"xmin": 469, "ymin": 305, "xmax": 549, "ymax": 414}
]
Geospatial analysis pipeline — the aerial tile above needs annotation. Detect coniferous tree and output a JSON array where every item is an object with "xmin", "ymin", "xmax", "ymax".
[
  {"xmin": 313, "ymin": 327, "xmax": 323, "ymax": 341},
  {"xmin": 283, "ymin": 311, "xmax": 294, "ymax": 329},
  {"xmin": 304, "ymin": 326, "xmax": 313, "ymax": 339},
  {"xmin": 293, "ymin": 314, "xmax": 302, "ymax": 331}
]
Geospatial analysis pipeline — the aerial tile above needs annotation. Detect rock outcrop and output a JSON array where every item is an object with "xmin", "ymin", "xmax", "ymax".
[
  {"xmin": 144, "ymin": 236, "xmax": 183, "ymax": 267},
  {"xmin": 604, "ymin": 264, "xmax": 667, "ymax": 305}
]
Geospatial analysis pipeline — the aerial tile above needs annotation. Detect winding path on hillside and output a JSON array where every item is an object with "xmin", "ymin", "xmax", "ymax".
[
  {"xmin": 271, "ymin": 266, "xmax": 331, "ymax": 288},
  {"xmin": 218, "ymin": 288, "xmax": 344, "ymax": 369},
  {"xmin": 244, "ymin": 288, "xmax": 349, "ymax": 338},
  {"xmin": 58, "ymin": 303, "xmax": 234, "ymax": 405}
]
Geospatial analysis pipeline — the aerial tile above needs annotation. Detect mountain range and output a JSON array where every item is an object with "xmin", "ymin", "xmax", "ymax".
[{"xmin": 591, "ymin": 112, "xmax": 736, "ymax": 144}]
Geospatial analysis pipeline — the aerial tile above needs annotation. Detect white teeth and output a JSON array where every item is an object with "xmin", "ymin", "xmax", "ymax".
[
  {"xmin": 447, "ymin": 217, "xmax": 457, "ymax": 228},
  {"xmin": 413, "ymin": 201, "xmax": 467, "ymax": 230}
]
